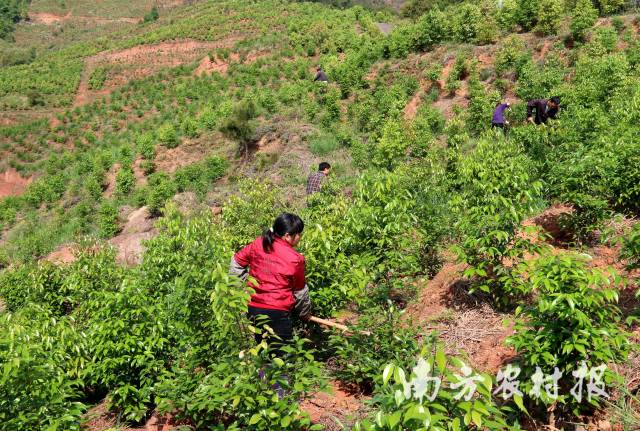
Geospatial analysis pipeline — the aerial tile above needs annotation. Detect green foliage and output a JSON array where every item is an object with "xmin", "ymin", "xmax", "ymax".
[
  {"xmin": 309, "ymin": 133, "xmax": 340, "ymax": 155},
  {"xmin": 328, "ymin": 305, "xmax": 420, "ymax": 392},
  {"xmin": 571, "ymin": 0, "xmax": 598, "ymax": 42},
  {"xmin": 507, "ymin": 252, "xmax": 630, "ymax": 415},
  {"xmin": 495, "ymin": 35, "xmax": 526, "ymax": 75},
  {"xmin": 0, "ymin": 309, "xmax": 86, "ymax": 431},
  {"xmin": 620, "ymin": 223, "xmax": 640, "ymax": 270},
  {"xmin": 173, "ymin": 156, "xmax": 227, "ymax": 197},
  {"xmin": 595, "ymin": 0, "xmax": 624, "ymax": 14},
  {"xmin": 373, "ymin": 119, "xmax": 412, "ymax": 170},
  {"xmin": 355, "ymin": 350, "xmax": 518, "ymax": 430},
  {"xmin": 137, "ymin": 131, "xmax": 156, "ymax": 160},
  {"xmin": 0, "ymin": 0, "xmax": 30, "ymax": 40},
  {"xmin": 516, "ymin": 0, "xmax": 539, "ymax": 30},
  {"xmin": 143, "ymin": 6, "xmax": 159, "ymax": 23},
  {"xmin": 115, "ymin": 165, "xmax": 135, "ymax": 197},
  {"xmin": 98, "ymin": 200, "xmax": 119, "ymax": 238},
  {"xmin": 158, "ymin": 340, "xmax": 325, "ymax": 430},
  {"xmin": 453, "ymin": 138, "xmax": 544, "ymax": 306},
  {"xmin": 88, "ymin": 67, "xmax": 109, "ymax": 91},
  {"xmin": 157, "ymin": 123, "xmax": 179, "ymax": 149},
  {"xmin": 220, "ymin": 99, "xmax": 258, "ymax": 155},
  {"xmin": 535, "ymin": 0, "xmax": 564, "ymax": 35}
]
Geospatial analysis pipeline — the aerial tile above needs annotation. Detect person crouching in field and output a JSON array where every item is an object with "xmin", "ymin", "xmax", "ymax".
[
  {"xmin": 491, "ymin": 101, "xmax": 510, "ymax": 132},
  {"xmin": 229, "ymin": 213, "xmax": 311, "ymax": 356}
]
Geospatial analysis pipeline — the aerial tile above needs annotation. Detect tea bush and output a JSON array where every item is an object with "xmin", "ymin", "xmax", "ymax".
[
  {"xmin": 453, "ymin": 137, "xmax": 544, "ymax": 306},
  {"xmin": 507, "ymin": 252, "xmax": 630, "ymax": 416},
  {"xmin": 355, "ymin": 350, "xmax": 519, "ymax": 430},
  {"xmin": 328, "ymin": 305, "xmax": 421, "ymax": 392}
]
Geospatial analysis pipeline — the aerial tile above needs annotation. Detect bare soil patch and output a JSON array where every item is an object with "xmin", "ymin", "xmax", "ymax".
[
  {"xmin": 45, "ymin": 244, "xmax": 76, "ymax": 264},
  {"xmin": 109, "ymin": 206, "xmax": 157, "ymax": 265},
  {"xmin": 83, "ymin": 401, "xmax": 175, "ymax": 431},
  {"xmin": 403, "ymin": 91, "xmax": 422, "ymax": 120},
  {"xmin": 301, "ymin": 380, "xmax": 369, "ymax": 431},
  {"xmin": 0, "ymin": 168, "xmax": 32, "ymax": 198},
  {"xmin": 405, "ymin": 256, "xmax": 515, "ymax": 374}
]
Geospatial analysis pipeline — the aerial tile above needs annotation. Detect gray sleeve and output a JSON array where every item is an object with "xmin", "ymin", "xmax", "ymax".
[
  {"xmin": 294, "ymin": 284, "xmax": 311, "ymax": 318},
  {"xmin": 229, "ymin": 256, "xmax": 249, "ymax": 282}
]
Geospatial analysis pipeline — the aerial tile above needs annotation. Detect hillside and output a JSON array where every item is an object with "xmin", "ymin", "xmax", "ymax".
[{"xmin": 1, "ymin": 0, "xmax": 640, "ymax": 430}]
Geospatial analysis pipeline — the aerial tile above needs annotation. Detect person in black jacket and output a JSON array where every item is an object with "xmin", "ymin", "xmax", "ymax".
[
  {"xmin": 313, "ymin": 66, "xmax": 328, "ymax": 83},
  {"xmin": 527, "ymin": 96, "xmax": 560, "ymax": 125}
]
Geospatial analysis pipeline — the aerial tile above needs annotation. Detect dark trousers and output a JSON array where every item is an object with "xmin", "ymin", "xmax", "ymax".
[
  {"xmin": 247, "ymin": 306, "xmax": 293, "ymax": 356},
  {"xmin": 491, "ymin": 122, "xmax": 507, "ymax": 136}
]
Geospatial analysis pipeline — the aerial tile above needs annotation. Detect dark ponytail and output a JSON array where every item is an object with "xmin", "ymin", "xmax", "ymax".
[{"xmin": 262, "ymin": 213, "xmax": 304, "ymax": 252}]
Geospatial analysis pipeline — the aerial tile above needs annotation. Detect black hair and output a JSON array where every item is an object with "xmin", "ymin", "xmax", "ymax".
[
  {"xmin": 550, "ymin": 96, "xmax": 560, "ymax": 106},
  {"xmin": 318, "ymin": 162, "xmax": 331, "ymax": 171},
  {"xmin": 262, "ymin": 213, "xmax": 305, "ymax": 252}
]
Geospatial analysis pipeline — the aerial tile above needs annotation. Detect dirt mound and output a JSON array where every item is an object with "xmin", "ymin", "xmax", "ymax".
[
  {"xmin": 109, "ymin": 206, "xmax": 157, "ymax": 265},
  {"xmin": 301, "ymin": 380, "xmax": 369, "ymax": 431},
  {"xmin": 84, "ymin": 401, "xmax": 174, "ymax": 431},
  {"xmin": 103, "ymin": 163, "xmax": 120, "ymax": 198},
  {"xmin": 523, "ymin": 203, "xmax": 574, "ymax": 245},
  {"xmin": 403, "ymin": 91, "xmax": 422, "ymax": 120},
  {"xmin": 376, "ymin": 22, "xmax": 394, "ymax": 35},
  {"xmin": 45, "ymin": 245, "xmax": 76, "ymax": 264},
  {"xmin": 28, "ymin": 11, "xmax": 70, "ymax": 24},
  {"xmin": 405, "ymin": 257, "xmax": 515, "ymax": 373},
  {"xmin": 0, "ymin": 168, "xmax": 32, "ymax": 198}
]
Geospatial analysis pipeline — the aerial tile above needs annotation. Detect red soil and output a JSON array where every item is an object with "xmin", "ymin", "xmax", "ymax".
[
  {"xmin": 300, "ymin": 380, "xmax": 369, "ymax": 431},
  {"xmin": 403, "ymin": 91, "xmax": 421, "ymax": 121},
  {"xmin": 0, "ymin": 168, "xmax": 32, "ymax": 198},
  {"xmin": 108, "ymin": 206, "xmax": 156, "ymax": 265}
]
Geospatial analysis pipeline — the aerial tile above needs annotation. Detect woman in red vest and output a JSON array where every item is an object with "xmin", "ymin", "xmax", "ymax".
[{"xmin": 230, "ymin": 213, "xmax": 311, "ymax": 353}]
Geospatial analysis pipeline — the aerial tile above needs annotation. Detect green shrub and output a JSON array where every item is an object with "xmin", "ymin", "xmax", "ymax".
[
  {"xmin": 535, "ymin": 0, "xmax": 564, "ymax": 35},
  {"xmin": 143, "ymin": 6, "xmax": 159, "ymax": 23},
  {"xmin": 328, "ymin": 305, "xmax": 420, "ymax": 392},
  {"xmin": 145, "ymin": 172, "xmax": 178, "ymax": 216},
  {"xmin": 181, "ymin": 116, "xmax": 200, "ymax": 138},
  {"xmin": 595, "ymin": 0, "xmax": 624, "ymax": 14},
  {"xmin": 309, "ymin": 133, "xmax": 339, "ymax": 155},
  {"xmin": 220, "ymin": 99, "xmax": 258, "ymax": 155},
  {"xmin": 621, "ymin": 223, "xmax": 640, "ymax": 270},
  {"xmin": 137, "ymin": 131, "xmax": 156, "ymax": 160},
  {"xmin": 373, "ymin": 119, "xmax": 412, "ymax": 170},
  {"xmin": 453, "ymin": 138, "xmax": 544, "ymax": 306},
  {"xmin": 0, "ymin": 310, "xmax": 86, "ymax": 431},
  {"xmin": 355, "ymin": 350, "xmax": 517, "ymax": 430},
  {"xmin": 115, "ymin": 165, "xmax": 135, "ymax": 197},
  {"xmin": 88, "ymin": 67, "xmax": 108, "ymax": 90},
  {"xmin": 173, "ymin": 156, "xmax": 227, "ymax": 197},
  {"xmin": 571, "ymin": 0, "xmax": 598, "ymax": 42},
  {"xmin": 516, "ymin": 0, "xmax": 539, "ymax": 30},
  {"xmin": 507, "ymin": 252, "xmax": 630, "ymax": 416},
  {"xmin": 158, "ymin": 123, "xmax": 179, "ymax": 149},
  {"xmin": 98, "ymin": 200, "xmax": 119, "ymax": 238}
]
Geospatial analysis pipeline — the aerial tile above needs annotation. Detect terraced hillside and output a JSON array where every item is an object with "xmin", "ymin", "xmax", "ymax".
[{"xmin": 1, "ymin": 0, "xmax": 640, "ymax": 430}]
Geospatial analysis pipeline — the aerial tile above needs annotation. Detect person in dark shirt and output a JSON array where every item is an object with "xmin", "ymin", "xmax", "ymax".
[
  {"xmin": 491, "ymin": 101, "xmax": 510, "ymax": 130},
  {"xmin": 306, "ymin": 162, "xmax": 331, "ymax": 195},
  {"xmin": 527, "ymin": 96, "xmax": 560, "ymax": 125},
  {"xmin": 313, "ymin": 66, "xmax": 328, "ymax": 83}
]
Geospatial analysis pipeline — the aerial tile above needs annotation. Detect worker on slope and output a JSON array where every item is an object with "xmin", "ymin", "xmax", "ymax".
[
  {"xmin": 229, "ymin": 213, "xmax": 311, "ymax": 355},
  {"xmin": 313, "ymin": 66, "xmax": 328, "ymax": 83},
  {"xmin": 527, "ymin": 96, "xmax": 560, "ymax": 125},
  {"xmin": 491, "ymin": 100, "xmax": 511, "ymax": 132},
  {"xmin": 306, "ymin": 162, "xmax": 331, "ymax": 195}
]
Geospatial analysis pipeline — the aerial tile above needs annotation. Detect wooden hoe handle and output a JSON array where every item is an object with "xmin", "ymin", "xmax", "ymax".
[{"xmin": 308, "ymin": 316, "xmax": 371, "ymax": 336}]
